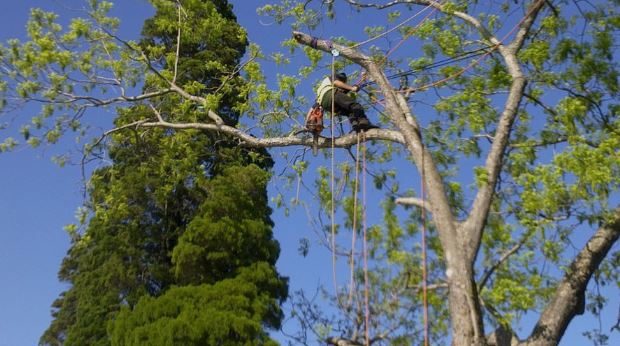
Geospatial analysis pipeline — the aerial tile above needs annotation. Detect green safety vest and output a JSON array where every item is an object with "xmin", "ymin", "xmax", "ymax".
[{"xmin": 316, "ymin": 77, "xmax": 333, "ymax": 104}]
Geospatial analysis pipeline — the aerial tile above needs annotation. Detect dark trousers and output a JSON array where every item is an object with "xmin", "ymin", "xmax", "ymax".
[{"xmin": 320, "ymin": 90, "xmax": 369, "ymax": 127}]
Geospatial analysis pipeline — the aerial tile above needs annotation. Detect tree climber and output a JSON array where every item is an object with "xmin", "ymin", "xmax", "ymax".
[{"xmin": 315, "ymin": 72, "xmax": 378, "ymax": 132}]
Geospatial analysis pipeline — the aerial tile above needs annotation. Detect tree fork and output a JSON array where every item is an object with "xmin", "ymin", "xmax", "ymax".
[{"xmin": 294, "ymin": 29, "xmax": 484, "ymax": 345}]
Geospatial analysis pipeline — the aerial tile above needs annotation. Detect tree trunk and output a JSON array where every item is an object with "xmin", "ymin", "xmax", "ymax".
[{"xmin": 447, "ymin": 250, "xmax": 486, "ymax": 346}]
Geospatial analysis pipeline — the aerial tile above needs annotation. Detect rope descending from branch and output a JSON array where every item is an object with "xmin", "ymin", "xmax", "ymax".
[{"xmin": 362, "ymin": 131, "xmax": 371, "ymax": 346}]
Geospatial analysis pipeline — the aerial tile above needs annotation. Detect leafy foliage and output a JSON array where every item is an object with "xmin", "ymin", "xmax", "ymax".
[
  {"xmin": 0, "ymin": 0, "xmax": 617, "ymax": 344},
  {"xmin": 39, "ymin": 1, "xmax": 286, "ymax": 345},
  {"xmin": 255, "ymin": 0, "xmax": 620, "ymax": 344},
  {"xmin": 110, "ymin": 263, "xmax": 285, "ymax": 346}
]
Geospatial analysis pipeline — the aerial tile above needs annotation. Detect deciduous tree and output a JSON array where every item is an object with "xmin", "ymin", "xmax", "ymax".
[{"xmin": 0, "ymin": 0, "xmax": 618, "ymax": 345}]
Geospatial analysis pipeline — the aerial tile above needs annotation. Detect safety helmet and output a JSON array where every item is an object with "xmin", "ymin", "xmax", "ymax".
[{"xmin": 335, "ymin": 72, "xmax": 347, "ymax": 83}]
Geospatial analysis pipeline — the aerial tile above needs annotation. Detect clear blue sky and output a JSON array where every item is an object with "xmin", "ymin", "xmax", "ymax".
[{"xmin": 0, "ymin": 1, "xmax": 617, "ymax": 345}]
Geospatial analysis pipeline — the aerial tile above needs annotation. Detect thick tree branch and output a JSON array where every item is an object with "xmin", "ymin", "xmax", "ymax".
[
  {"xmin": 461, "ymin": 75, "xmax": 526, "ymax": 262},
  {"xmin": 521, "ymin": 208, "xmax": 620, "ymax": 346},
  {"xmin": 292, "ymin": 31, "xmax": 372, "ymax": 68},
  {"xmin": 462, "ymin": 1, "xmax": 549, "ymax": 264},
  {"xmin": 509, "ymin": 0, "xmax": 548, "ymax": 53},
  {"xmin": 345, "ymin": 0, "xmax": 501, "ymax": 46},
  {"xmin": 295, "ymin": 28, "xmax": 484, "ymax": 344},
  {"xmin": 395, "ymin": 197, "xmax": 432, "ymax": 213},
  {"xmin": 326, "ymin": 336, "xmax": 363, "ymax": 346},
  {"xmin": 293, "ymin": 30, "xmax": 458, "ymax": 236},
  {"xmin": 486, "ymin": 325, "xmax": 520, "ymax": 346},
  {"xmin": 135, "ymin": 117, "xmax": 405, "ymax": 148}
]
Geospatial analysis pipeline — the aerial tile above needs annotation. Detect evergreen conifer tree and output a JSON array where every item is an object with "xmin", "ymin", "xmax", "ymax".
[{"xmin": 40, "ymin": 1, "xmax": 287, "ymax": 345}]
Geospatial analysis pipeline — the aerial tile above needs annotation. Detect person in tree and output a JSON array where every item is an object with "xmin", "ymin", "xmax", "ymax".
[{"xmin": 316, "ymin": 72, "xmax": 378, "ymax": 132}]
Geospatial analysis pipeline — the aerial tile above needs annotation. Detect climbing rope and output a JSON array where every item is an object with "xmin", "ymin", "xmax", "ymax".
[
  {"xmin": 362, "ymin": 131, "xmax": 371, "ymax": 346},
  {"xmin": 310, "ymin": 4, "xmax": 547, "ymax": 345},
  {"xmin": 348, "ymin": 132, "xmax": 362, "ymax": 307},
  {"xmin": 421, "ymin": 151, "xmax": 429, "ymax": 346},
  {"xmin": 357, "ymin": 44, "xmax": 496, "ymax": 89},
  {"xmin": 347, "ymin": 3, "xmax": 434, "ymax": 50},
  {"xmin": 352, "ymin": 2, "xmax": 440, "ymax": 87},
  {"xmin": 406, "ymin": 2, "xmax": 547, "ymax": 92},
  {"xmin": 381, "ymin": 5, "xmax": 439, "ymax": 63},
  {"xmin": 330, "ymin": 52, "xmax": 339, "ymax": 305}
]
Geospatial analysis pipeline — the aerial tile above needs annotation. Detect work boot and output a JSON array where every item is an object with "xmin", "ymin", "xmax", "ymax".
[
  {"xmin": 353, "ymin": 117, "xmax": 379, "ymax": 132},
  {"xmin": 355, "ymin": 123, "xmax": 379, "ymax": 132},
  {"xmin": 350, "ymin": 118, "xmax": 360, "ymax": 132}
]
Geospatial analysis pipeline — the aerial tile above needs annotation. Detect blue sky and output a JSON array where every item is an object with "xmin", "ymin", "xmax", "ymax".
[{"xmin": 0, "ymin": 1, "xmax": 618, "ymax": 345}]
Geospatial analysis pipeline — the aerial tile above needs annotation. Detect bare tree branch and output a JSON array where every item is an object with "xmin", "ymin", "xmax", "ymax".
[
  {"xmin": 58, "ymin": 89, "xmax": 174, "ymax": 107},
  {"xmin": 407, "ymin": 282, "xmax": 449, "ymax": 291},
  {"xmin": 343, "ymin": 0, "xmax": 412, "ymax": 9},
  {"xmin": 131, "ymin": 116, "xmax": 405, "ymax": 148},
  {"xmin": 345, "ymin": 0, "xmax": 502, "ymax": 46},
  {"xmin": 172, "ymin": 1, "xmax": 182, "ymax": 84},
  {"xmin": 521, "ymin": 207, "xmax": 620, "ymax": 346},
  {"xmin": 477, "ymin": 241, "xmax": 525, "ymax": 291},
  {"xmin": 326, "ymin": 336, "xmax": 364, "ymax": 346},
  {"xmin": 99, "ymin": 25, "xmax": 225, "ymax": 124},
  {"xmin": 509, "ymin": 0, "xmax": 548, "ymax": 53},
  {"xmin": 395, "ymin": 197, "xmax": 432, "ymax": 213},
  {"xmin": 294, "ymin": 29, "xmax": 485, "ymax": 344},
  {"xmin": 461, "ymin": 0, "xmax": 549, "ymax": 264}
]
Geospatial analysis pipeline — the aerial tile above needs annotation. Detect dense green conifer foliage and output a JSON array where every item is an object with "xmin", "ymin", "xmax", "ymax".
[{"xmin": 39, "ymin": 1, "xmax": 286, "ymax": 345}]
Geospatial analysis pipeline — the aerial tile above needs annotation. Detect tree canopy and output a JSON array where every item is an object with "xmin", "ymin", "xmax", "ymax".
[
  {"xmin": 37, "ymin": 1, "xmax": 286, "ymax": 345},
  {"xmin": 0, "ymin": 0, "xmax": 619, "ymax": 345}
]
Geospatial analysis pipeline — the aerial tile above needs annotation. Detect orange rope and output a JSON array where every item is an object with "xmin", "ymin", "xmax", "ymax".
[
  {"xmin": 381, "ymin": 5, "xmax": 439, "ymax": 64},
  {"xmin": 362, "ymin": 132, "xmax": 370, "ymax": 346},
  {"xmin": 406, "ymin": 44, "xmax": 500, "ymax": 92},
  {"xmin": 408, "ymin": 2, "xmax": 544, "ymax": 92}
]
